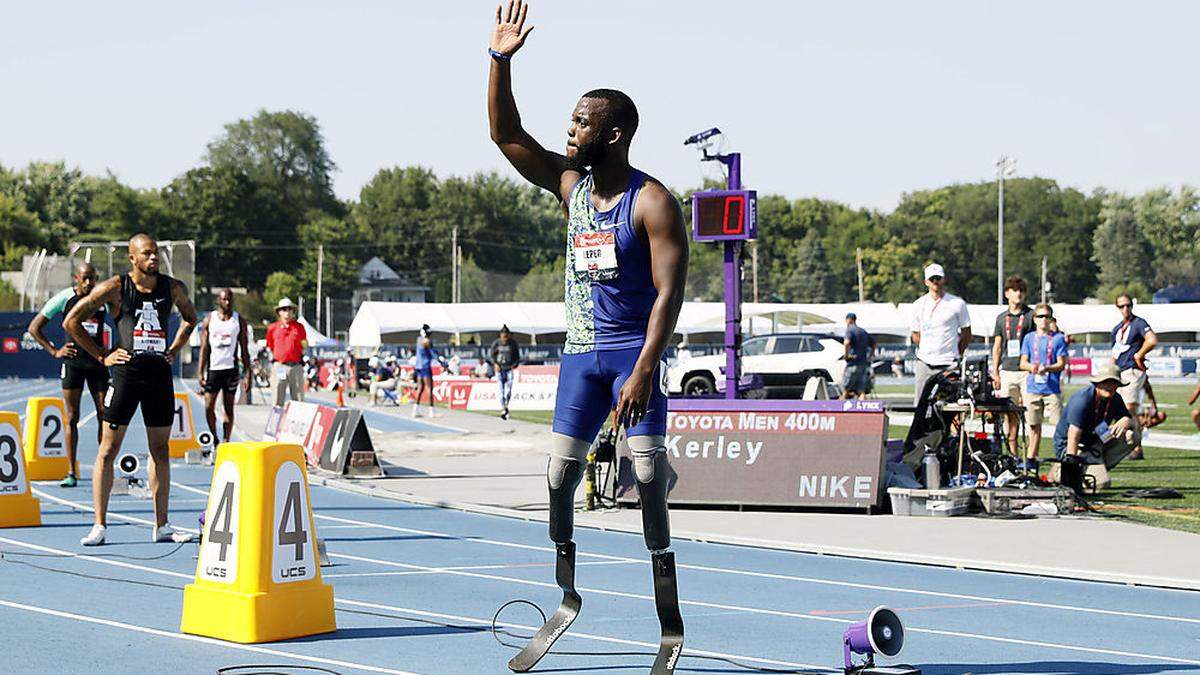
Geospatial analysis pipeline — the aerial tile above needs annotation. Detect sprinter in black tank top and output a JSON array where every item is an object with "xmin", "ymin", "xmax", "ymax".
[
  {"xmin": 26, "ymin": 261, "xmax": 111, "ymax": 488},
  {"xmin": 65, "ymin": 233, "xmax": 199, "ymax": 547}
]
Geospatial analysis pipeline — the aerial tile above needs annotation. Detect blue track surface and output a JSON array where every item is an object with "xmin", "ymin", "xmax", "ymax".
[{"xmin": 2, "ymin": 378, "xmax": 1199, "ymax": 675}]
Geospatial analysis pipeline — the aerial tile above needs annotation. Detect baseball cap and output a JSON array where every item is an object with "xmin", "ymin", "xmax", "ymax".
[
  {"xmin": 924, "ymin": 264, "xmax": 945, "ymax": 280},
  {"xmin": 1089, "ymin": 361, "xmax": 1122, "ymax": 385}
]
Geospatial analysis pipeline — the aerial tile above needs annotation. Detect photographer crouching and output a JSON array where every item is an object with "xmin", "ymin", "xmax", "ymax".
[{"xmin": 1053, "ymin": 362, "xmax": 1141, "ymax": 493}]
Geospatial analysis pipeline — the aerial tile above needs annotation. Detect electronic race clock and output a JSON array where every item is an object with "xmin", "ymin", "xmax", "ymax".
[{"xmin": 691, "ymin": 189, "xmax": 757, "ymax": 242}]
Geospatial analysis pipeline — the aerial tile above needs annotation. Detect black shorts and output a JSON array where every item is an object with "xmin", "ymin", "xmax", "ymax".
[
  {"xmin": 102, "ymin": 357, "xmax": 175, "ymax": 428},
  {"xmin": 61, "ymin": 362, "xmax": 109, "ymax": 396},
  {"xmin": 202, "ymin": 368, "xmax": 241, "ymax": 395}
]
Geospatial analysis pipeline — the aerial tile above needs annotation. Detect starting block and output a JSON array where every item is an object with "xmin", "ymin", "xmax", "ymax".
[
  {"xmin": 22, "ymin": 397, "xmax": 71, "ymax": 481},
  {"xmin": 169, "ymin": 393, "xmax": 200, "ymax": 459},
  {"xmin": 185, "ymin": 431, "xmax": 216, "ymax": 465},
  {"xmin": 0, "ymin": 410, "xmax": 41, "ymax": 528},
  {"xmin": 181, "ymin": 441, "xmax": 335, "ymax": 643}
]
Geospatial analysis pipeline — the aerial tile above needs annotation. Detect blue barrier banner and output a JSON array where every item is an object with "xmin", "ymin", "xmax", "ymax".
[
  {"xmin": 1, "ymin": 312, "xmax": 64, "ymax": 379},
  {"xmin": 0, "ymin": 310, "xmax": 179, "ymax": 380}
]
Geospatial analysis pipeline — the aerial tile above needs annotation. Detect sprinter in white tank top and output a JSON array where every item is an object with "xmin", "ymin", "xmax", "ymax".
[{"xmin": 199, "ymin": 288, "xmax": 251, "ymax": 443}]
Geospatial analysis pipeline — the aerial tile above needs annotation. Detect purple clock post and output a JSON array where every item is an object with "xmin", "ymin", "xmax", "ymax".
[{"xmin": 690, "ymin": 152, "xmax": 757, "ymax": 399}]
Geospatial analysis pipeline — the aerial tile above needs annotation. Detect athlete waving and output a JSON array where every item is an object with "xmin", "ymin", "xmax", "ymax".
[{"xmin": 487, "ymin": 2, "xmax": 689, "ymax": 671}]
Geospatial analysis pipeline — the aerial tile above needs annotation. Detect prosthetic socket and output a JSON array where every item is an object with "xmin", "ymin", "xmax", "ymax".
[{"xmin": 547, "ymin": 433, "xmax": 671, "ymax": 552}]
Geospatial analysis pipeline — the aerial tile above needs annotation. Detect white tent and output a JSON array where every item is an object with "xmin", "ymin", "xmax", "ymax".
[
  {"xmin": 298, "ymin": 315, "xmax": 339, "ymax": 348},
  {"xmin": 348, "ymin": 301, "xmax": 1200, "ymax": 348}
]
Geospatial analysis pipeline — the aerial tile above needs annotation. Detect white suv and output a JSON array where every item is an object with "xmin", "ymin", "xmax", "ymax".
[{"xmin": 666, "ymin": 333, "xmax": 846, "ymax": 397}]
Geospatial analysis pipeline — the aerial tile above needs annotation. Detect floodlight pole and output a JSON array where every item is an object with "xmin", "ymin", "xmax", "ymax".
[{"xmin": 995, "ymin": 155, "xmax": 1015, "ymax": 304}]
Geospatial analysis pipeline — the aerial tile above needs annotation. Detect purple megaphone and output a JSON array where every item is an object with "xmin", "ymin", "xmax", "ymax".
[{"xmin": 843, "ymin": 606, "xmax": 904, "ymax": 673}]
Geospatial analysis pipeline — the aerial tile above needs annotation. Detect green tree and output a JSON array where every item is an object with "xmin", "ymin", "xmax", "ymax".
[
  {"xmin": 860, "ymin": 238, "xmax": 924, "ymax": 303},
  {"xmin": 354, "ymin": 166, "xmax": 443, "ymax": 288},
  {"xmin": 887, "ymin": 177, "xmax": 1100, "ymax": 303},
  {"xmin": 513, "ymin": 257, "xmax": 565, "ymax": 301},
  {"xmin": 264, "ymin": 271, "xmax": 303, "ymax": 308},
  {"xmin": 296, "ymin": 215, "xmax": 368, "ymax": 298},
  {"xmin": 159, "ymin": 166, "xmax": 284, "ymax": 289},
  {"xmin": 771, "ymin": 229, "xmax": 834, "ymax": 302},
  {"xmin": 84, "ymin": 173, "xmax": 165, "ymax": 241},
  {"xmin": 2, "ymin": 161, "xmax": 94, "ymax": 255},
  {"xmin": 205, "ymin": 109, "xmax": 341, "ymax": 224},
  {"xmin": 1093, "ymin": 193, "xmax": 1153, "ymax": 294},
  {"xmin": 1134, "ymin": 186, "xmax": 1200, "ymax": 287},
  {"xmin": 0, "ymin": 193, "xmax": 42, "ymax": 269}
]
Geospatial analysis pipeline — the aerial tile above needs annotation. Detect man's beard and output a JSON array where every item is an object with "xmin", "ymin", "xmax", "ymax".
[{"xmin": 567, "ymin": 140, "xmax": 606, "ymax": 171}]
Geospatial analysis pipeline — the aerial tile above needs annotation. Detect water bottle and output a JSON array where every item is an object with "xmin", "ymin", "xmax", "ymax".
[{"xmin": 923, "ymin": 452, "xmax": 942, "ymax": 490}]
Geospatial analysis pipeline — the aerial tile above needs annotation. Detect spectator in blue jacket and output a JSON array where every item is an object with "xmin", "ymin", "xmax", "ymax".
[{"xmin": 1019, "ymin": 304, "xmax": 1067, "ymax": 470}]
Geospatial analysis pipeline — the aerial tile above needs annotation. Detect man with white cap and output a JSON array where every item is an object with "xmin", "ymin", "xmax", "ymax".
[
  {"xmin": 909, "ymin": 263, "xmax": 972, "ymax": 404},
  {"xmin": 1053, "ymin": 362, "xmax": 1140, "ymax": 490},
  {"xmin": 265, "ymin": 297, "xmax": 308, "ymax": 406}
]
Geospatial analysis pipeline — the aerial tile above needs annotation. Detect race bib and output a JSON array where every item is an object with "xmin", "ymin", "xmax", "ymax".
[
  {"xmin": 133, "ymin": 329, "xmax": 167, "ymax": 354},
  {"xmin": 1006, "ymin": 339, "xmax": 1021, "ymax": 358},
  {"xmin": 215, "ymin": 333, "xmax": 233, "ymax": 348},
  {"xmin": 82, "ymin": 320, "xmax": 100, "ymax": 337},
  {"xmin": 1034, "ymin": 373, "xmax": 1048, "ymax": 385},
  {"xmin": 274, "ymin": 363, "xmax": 290, "ymax": 381},
  {"xmin": 574, "ymin": 231, "xmax": 618, "ymax": 280}
]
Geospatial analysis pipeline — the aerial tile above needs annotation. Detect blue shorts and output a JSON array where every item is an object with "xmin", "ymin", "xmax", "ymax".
[
  {"xmin": 553, "ymin": 346, "xmax": 667, "ymax": 442},
  {"xmin": 414, "ymin": 366, "xmax": 433, "ymax": 378}
]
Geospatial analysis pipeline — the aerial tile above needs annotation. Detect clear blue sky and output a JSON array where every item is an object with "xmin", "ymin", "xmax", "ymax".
[{"xmin": 2, "ymin": 1, "xmax": 1196, "ymax": 211}]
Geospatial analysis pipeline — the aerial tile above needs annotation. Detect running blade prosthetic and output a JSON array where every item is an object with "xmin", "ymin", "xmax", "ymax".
[
  {"xmin": 650, "ymin": 551, "xmax": 684, "ymax": 674},
  {"xmin": 507, "ymin": 541, "xmax": 581, "ymax": 672}
]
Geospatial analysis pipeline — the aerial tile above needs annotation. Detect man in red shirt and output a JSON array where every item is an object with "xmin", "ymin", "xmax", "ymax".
[{"xmin": 266, "ymin": 297, "xmax": 308, "ymax": 406}]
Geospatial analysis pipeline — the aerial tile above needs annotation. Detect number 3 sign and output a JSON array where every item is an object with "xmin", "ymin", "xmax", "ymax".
[{"xmin": 0, "ymin": 410, "xmax": 41, "ymax": 528}]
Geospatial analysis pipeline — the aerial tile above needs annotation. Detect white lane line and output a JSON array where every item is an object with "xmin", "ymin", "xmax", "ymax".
[
  {"xmin": 79, "ymin": 411, "xmax": 97, "ymax": 427},
  {"xmin": 325, "ymin": 560, "xmax": 633, "ymax": 578},
  {"xmin": 169, "ymin": 480, "xmax": 1200, "ymax": 627},
  {"xmin": 0, "ymin": 535, "xmax": 826, "ymax": 672},
  {"xmin": 0, "ymin": 381, "xmax": 60, "ymax": 409},
  {"xmin": 61, "ymin": 484, "xmax": 1200, "ymax": 664},
  {"xmin": 0, "ymin": 599, "xmax": 420, "ymax": 675},
  {"xmin": 309, "ymin": 502, "xmax": 1200, "ymax": 626},
  {"xmin": 16, "ymin": 518, "xmax": 1194, "ymax": 669},
  {"xmin": 335, "ymin": 597, "xmax": 829, "ymax": 672}
]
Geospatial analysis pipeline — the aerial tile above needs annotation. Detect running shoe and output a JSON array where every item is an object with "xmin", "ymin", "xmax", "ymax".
[
  {"xmin": 80, "ymin": 524, "xmax": 106, "ymax": 546},
  {"xmin": 153, "ymin": 523, "xmax": 196, "ymax": 543},
  {"xmin": 60, "ymin": 474, "xmax": 77, "ymax": 488}
]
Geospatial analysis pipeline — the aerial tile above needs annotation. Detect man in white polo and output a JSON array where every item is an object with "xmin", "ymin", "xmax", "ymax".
[{"xmin": 910, "ymin": 263, "xmax": 973, "ymax": 404}]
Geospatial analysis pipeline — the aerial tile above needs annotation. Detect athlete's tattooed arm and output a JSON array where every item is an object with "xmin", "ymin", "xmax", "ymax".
[
  {"xmin": 65, "ymin": 276, "xmax": 127, "ymax": 366},
  {"xmin": 614, "ymin": 181, "xmax": 689, "ymax": 429},
  {"xmin": 165, "ymin": 280, "xmax": 199, "ymax": 364},
  {"xmin": 487, "ymin": 0, "xmax": 580, "ymax": 201}
]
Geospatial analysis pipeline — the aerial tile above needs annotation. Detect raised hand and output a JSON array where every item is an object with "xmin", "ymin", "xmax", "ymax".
[{"xmin": 491, "ymin": 0, "xmax": 533, "ymax": 57}]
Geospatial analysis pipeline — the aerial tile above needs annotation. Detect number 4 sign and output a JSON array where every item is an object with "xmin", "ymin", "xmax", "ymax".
[
  {"xmin": 198, "ymin": 462, "xmax": 240, "ymax": 583},
  {"xmin": 181, "ymin": 441, "xmax": 334, "ymax": 643},
  {"xmin": 272, "ymin": 461, "xmax": 315, "ymax": 584},
  {"xmin": 0, "ymin": 410, "xmax": 41, "ymax": 528}
]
